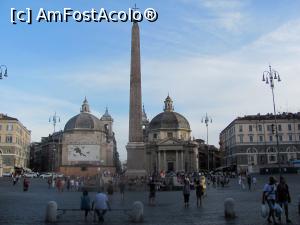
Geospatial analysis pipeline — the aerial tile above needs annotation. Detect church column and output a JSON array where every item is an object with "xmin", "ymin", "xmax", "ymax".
[
  {"xmin": 158, "ymin": 151, "xmax": 161, "ymax": 172},
  {"xmin": 176, "ymin": 151, "xmax": 178, "ymax": 171},
  {"xmin": 164, "ymin": 151, "xmax": 167, "ymax": 171},
  {"xmin": 181, "ymin": 151, "xmax": 184, "ymax": 171}
]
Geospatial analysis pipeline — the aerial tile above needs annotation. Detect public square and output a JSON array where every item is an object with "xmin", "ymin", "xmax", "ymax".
[{"xmin": 0, "ymin": 175, "xmax": 299, "ymax": 225}]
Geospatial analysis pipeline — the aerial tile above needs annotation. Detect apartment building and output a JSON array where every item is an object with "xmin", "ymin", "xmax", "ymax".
[
  {"xmin": 220, "ymin": 112, "xmax": 300, "ymax": 173},
  {"xmin": 0, "ymin": 113, "xmax": 31, "ymax": 175}
]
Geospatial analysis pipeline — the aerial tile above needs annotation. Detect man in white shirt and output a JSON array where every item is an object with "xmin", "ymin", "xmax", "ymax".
[
  {"xmin": 93, "ymin": 188, "xmax": 111, "ymax": 222},
  {"xmin": 262, "ymin": 176, "xmax": 278, "ymax": 225}
]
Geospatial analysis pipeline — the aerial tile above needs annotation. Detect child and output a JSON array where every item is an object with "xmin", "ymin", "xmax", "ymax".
[{"xmin": 80, "ymin": 190, "xmax": 91, "ymax": 221}]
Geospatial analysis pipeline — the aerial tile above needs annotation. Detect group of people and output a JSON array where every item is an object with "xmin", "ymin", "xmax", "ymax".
[
  {"xmin": 78, "ymin": 177, "xmax": 127, "ymax": 223},
  {"xmin": 11, "ymin": 175, "xmax": 30, "ymax": 191},
  {"xmin": 80, "ymin": 188, "xmax": 111, "ymax": 222},
  {"xmin": 209, "ymin": 174, "xmax": 230, "ymax": 187},
  {"xmin": 238, "ymin": 174, "xmax": 257, "ymax": 190},
  {"xmin": 148, "ymin": 176, "xmax": 206, "ymax": 208},
  {"xmin": 262, "ymin": 176, "xmax": 292, "ymax": 224},
  {"xmin": 47, "ymin": 177, "xmax": 85, "ymax": 192},
  {"xmin": 182, "ymin": 177, "xmax": 206, "ymax": 208}
]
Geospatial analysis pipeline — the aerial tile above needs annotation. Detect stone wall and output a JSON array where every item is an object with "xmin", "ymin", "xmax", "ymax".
[{"xmin": 59, "ymin": 166, "xmax": 115, "ymax": 177}]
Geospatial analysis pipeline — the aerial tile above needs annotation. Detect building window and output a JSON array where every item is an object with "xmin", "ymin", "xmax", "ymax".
[
  {"xmin": 278, "ymin": 124, "xmax": 282, "ymax": 131},
  {"xmin": 249, "ymin": 135, "xmax": 253, "ymax": 142},
  {"xmin": 249, "ymin": 125, "xmax": 252, "ymax": 132},
  {"xmin": 239, "ymin": 135, "xmax": 243, "ymax": 143},
  {"xmin": 258, "ymin": 125, "xmax": 262, "ymax": 132},
  {"xmin": 267, "ymin": 125, "xmax": 271, "ymax": 132},
  {"xmin": 167, "ymin": 132, "xmax": 173, "ymax": 138},
  {"xmin": 288, "ymin": 124, "xmax": 292, "ymax": 131},
  {"xmin": 269, "ymin": 154, "xmax": 277, "ymax": 163},
  {"xmin": 269, "ymin": 136, "xmax": 273, "ymax": 142},
  {"xmin": 239, "ymin": 125, "xmax": 243, "ymax": 132},
  {"xmin": 259, "ymin": 136, "xmax": 263, "ymax": 142},
  {"xmin": 279, "ymin": 135, "xmax": 283, "ymax": 141},
  {"xmin": 298, "ymin": 124, "xmax": 300, "ymax": 130},
  {"xmin": 6, "ymin": 136, "xmax": 13, "ymax": 143},
  {"xmin": 0, "ymin": 124, "xmax": 2, "ymax": 130},
  {"xmin": 248, "ymin": 155, "xmax": 257, "ymax": 165},
  {"xmin": 6, "ymin": 124, "xmax": 13, "ymax": 131},
  {"xmin": 153, "ymin": 133, "xmax": 157, "ymax": 139},
  {"xmin": 289, "ymin": 135, "xmax": 293, "ymax": 141}
]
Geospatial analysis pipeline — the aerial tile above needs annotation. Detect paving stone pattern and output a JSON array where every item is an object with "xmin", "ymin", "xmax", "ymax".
[{"xmin": 0, "ymin": 175, "xmax": 299, "ymax": 225}]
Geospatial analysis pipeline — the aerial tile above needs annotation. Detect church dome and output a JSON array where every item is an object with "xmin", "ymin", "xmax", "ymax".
[
  {"xmin": 149, "ymin": 111, "xmax": 190, "ymax": 130},
  {"xmin": 64, "ymin": 98, "xmax": 101, "ymax": 131},
  {"xmin": 149, "ymin": 95, "xmax": 190, "ymax": 130}
]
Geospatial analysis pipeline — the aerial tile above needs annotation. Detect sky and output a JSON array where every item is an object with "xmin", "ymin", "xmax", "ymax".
[{"xmin": 1, "ymin": 0, "xmax": 300, "ymax": 161}]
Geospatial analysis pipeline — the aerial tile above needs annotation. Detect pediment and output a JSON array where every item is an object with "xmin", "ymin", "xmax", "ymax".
[{"xmin": 157, "ymin": 138, "xmax": 182, "ymax": 145}]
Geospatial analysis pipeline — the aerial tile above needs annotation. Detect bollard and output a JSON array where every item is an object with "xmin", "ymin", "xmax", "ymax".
[
  {"xmin": 45, "ymin": 201, "xmax": 57, "ymax": 223},
  {"xmin": 224, "ymin": 198, "xmax": 235, "ymax": 219},
  {"xmin": 128, "ymin": 201, "xmax": 144, "ymax": 223}
]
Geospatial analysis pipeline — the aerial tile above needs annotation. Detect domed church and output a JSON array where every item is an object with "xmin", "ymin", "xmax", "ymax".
[
  {"xmin": 59, "ymin": 98, "xmax": 118, "ymax": 176},
  {"xmin": 144, "ymin": 95, "xmax": 199, "ymax": 174}
]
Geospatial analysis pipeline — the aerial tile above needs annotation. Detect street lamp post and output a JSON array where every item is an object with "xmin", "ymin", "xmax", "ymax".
[
  {"xmin": 0, "ymin": 65, "xmax": 8, "ymax": 79},
  {"xmin": 202, "ymin": 113, "xmax": 212, "ymax": 171},
  {"xmin": 262, "ymin": 65, "xmax": 281, "ymax": 173},
  {"xmin": 49, "ymin": 112, "xmax": 61, "ymax": 172},
  {"xmin": 49, "ymin": 112, "xmax": 61, "ymax": 133}
]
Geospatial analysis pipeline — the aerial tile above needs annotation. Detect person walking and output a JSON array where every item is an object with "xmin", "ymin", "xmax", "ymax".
[
  {"xmin": 47, "ymin": 177, "xmax": 52, "ymax": 189},
  {"xmin": 252, "ymin": 176, "xmax": 257, "ymax": 190},
  {"xmin": 148, "ymin": 178, "xmax": 156, "ymax": 206},
  {"xmin": 195, "ymin": 179, "xmax": 204, "ymax": 207},
  {"xmin": 70, "ymin": 179, "xmax": 74, "ymax": 191},
  {"xmin": 92, "ymin": 188, "xmax": 111, "ymax": 223},
  {"xmin": 276, "ymin": 177, "xmax": 292, "ymax": 223},
  {"xmin": 75, "ymin": 180, "xmax": 79, "ymax": 191},
  {"xmin": 183, "ymin": 179, "xmax": 191, "ymax": 208},
  {"xmin": 119, "ymin": 179, "xmax": 126, "ymax": 201},
  {"xmin": 80, "ymin": 190, "xmax": 91, "ymax": 222},
  {"xmin": 247, "ymin": 174, "xmax": 252, "ymax": 191},
  {"xmin": 23, "ymin": 178, "xmax": 30, "ymax": 192},
  {"xmin": 13, "ymin": 176, "xmax": 17, "ymax": 186},
  {"xmin": 262, "ymin": 176, "xmax": 278, "ymax": 225},
  {"xmin": 66, "ymin": 178, "xmax": 70, "ymax": 191}
]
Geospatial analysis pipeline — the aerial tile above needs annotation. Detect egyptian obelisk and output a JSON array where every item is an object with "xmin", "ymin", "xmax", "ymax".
[{"xmin": 126, "ymin": 21, "xmax": 146, "ymax": 177}]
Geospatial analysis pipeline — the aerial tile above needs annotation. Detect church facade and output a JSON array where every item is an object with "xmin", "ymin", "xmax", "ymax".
[
  {"xmin": 59, "ymin": 98, "xmax": 118, "ymax": 177},
  {"xmin": 144, "ymin": 96, "xmax": 199, "ymax": 174}
]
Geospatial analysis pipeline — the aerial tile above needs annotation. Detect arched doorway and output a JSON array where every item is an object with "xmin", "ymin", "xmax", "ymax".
[
  {"xmin": 287, "ymin": 146, "xmax": 297, "ymax": 162},
  {"xmin": 247, "ymin": 147, "xmax": 258, "ymax": 173},
  {"xmin": 267, "ymin": 147, "xmax": 277, "ymax": 164}
]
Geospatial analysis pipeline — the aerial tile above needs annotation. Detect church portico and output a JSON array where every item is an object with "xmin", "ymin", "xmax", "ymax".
[{"xmin": 146, "ymin": 138, "xmax": 198, "ymax": 173}]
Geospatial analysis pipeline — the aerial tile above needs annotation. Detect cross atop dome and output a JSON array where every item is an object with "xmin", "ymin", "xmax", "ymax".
[{"xmin": 81, "ymin": 97, "xmax": 90, "ymax": 113}]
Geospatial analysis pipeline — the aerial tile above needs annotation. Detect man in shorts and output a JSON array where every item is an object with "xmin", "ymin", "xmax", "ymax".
[{"xmin": 92, "ymin": 187, "xmax": 111, "ymax": 222}]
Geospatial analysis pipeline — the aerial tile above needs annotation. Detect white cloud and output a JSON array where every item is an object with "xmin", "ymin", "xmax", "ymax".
[{"xmin": 180, "ymin": 0, "xmax": 248, "ymax": 32}]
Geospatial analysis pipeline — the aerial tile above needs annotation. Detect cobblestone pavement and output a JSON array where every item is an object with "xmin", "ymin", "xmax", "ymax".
[{"xmin": 0, "ymin": 174, "xmax": 299, "ymax": 225}]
